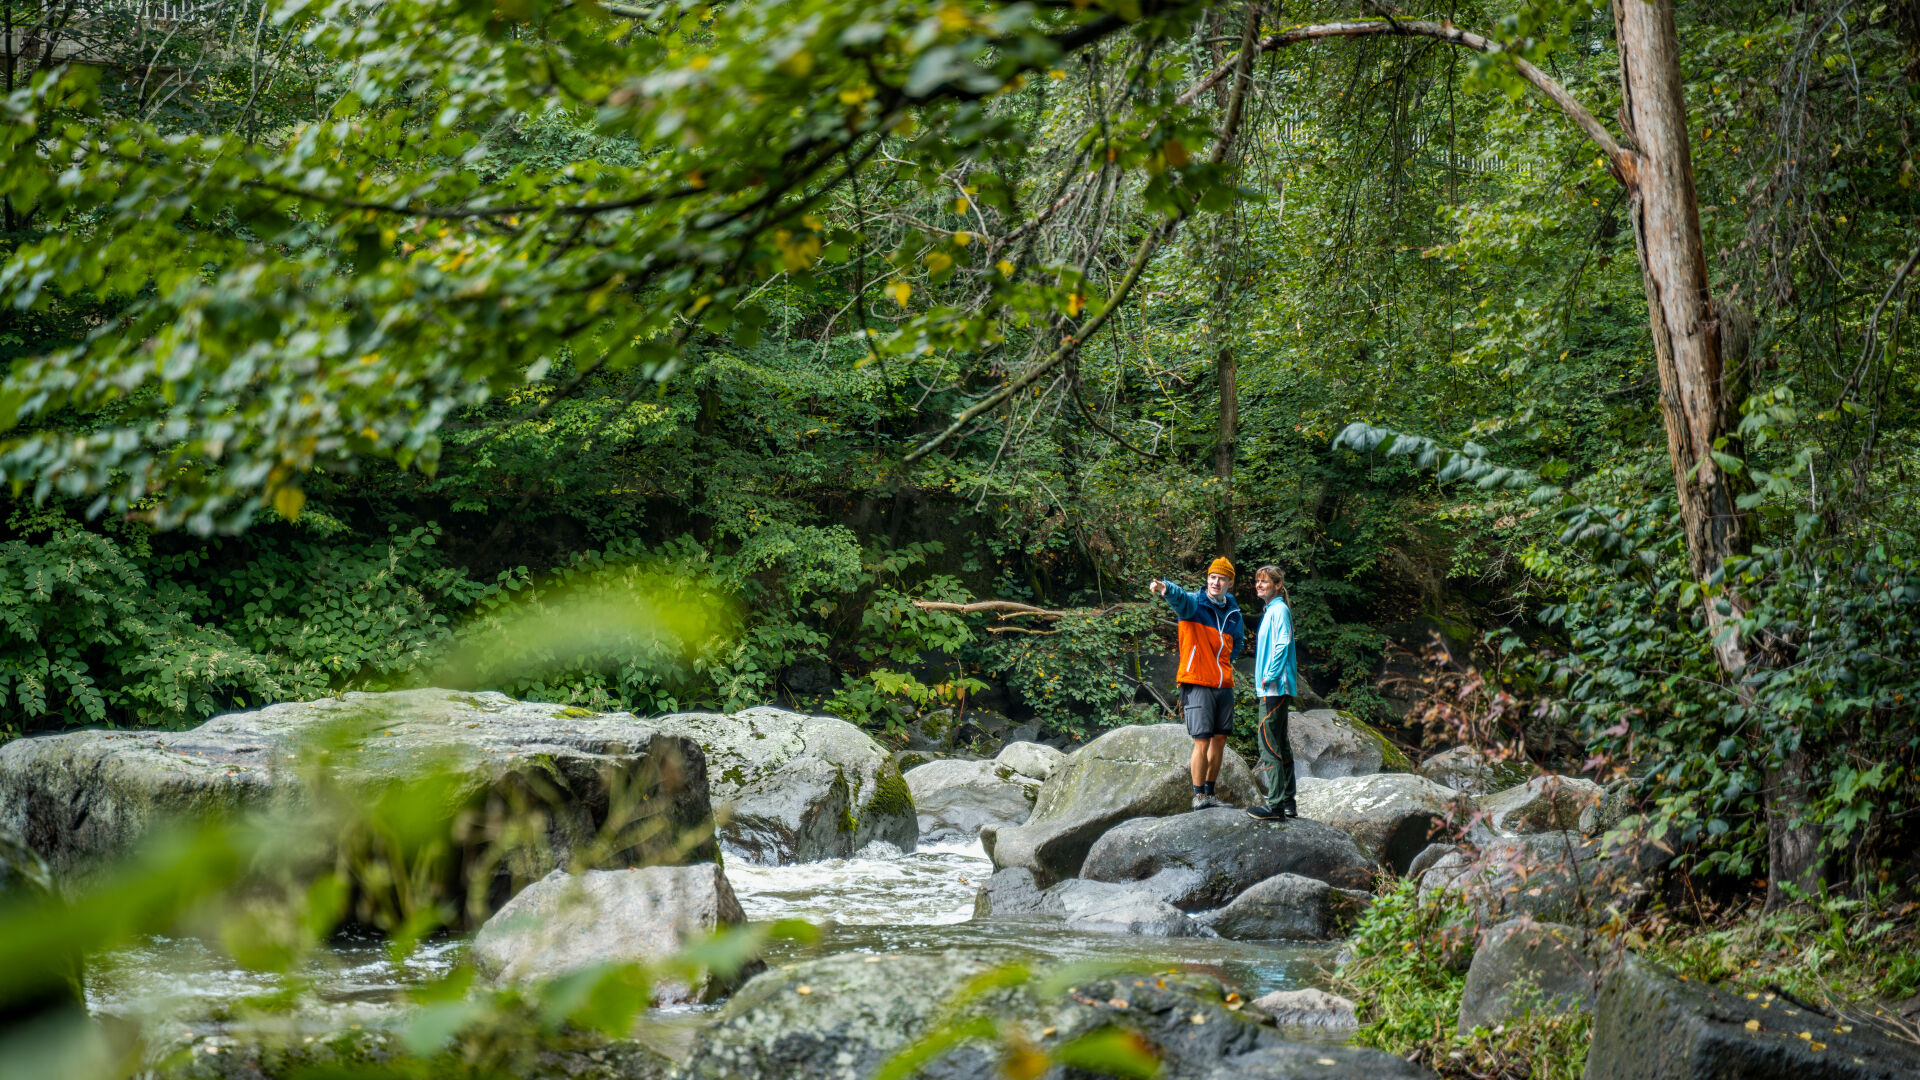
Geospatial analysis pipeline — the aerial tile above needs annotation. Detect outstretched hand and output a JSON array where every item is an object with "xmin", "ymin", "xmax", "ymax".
[{"xmin": 1148, "ymin": 579, "xmax": 1166, "ymax": 596}]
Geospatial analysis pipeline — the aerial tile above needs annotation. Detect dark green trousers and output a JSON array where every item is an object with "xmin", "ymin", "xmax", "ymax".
[{"xmin": 1256, "ymin": 695, "xmax": 1296, "ymax": 808}]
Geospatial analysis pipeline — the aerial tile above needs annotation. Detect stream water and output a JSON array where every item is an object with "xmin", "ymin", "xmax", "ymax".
[{"xmin": 87, "ymin": 839, "xmax": 1339, "ymax": 1041}]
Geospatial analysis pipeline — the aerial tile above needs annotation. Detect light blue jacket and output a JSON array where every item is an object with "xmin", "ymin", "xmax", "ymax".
[{"xmin": 1254, "ymin": 598, "xmax": 1298, "ymax": 698}]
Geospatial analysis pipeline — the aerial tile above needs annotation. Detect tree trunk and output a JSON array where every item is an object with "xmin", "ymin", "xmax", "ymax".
[{"xmin": 1613, "ymin": 0, "xmax": 1819, "ymax": 905}]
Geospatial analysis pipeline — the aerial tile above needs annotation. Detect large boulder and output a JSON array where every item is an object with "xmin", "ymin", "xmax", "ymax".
[
  {"xmin": 1079, "ymin": 808, "xmax": 1378, "ymax": 908},
  {"xmin": 0, "ymin": 689, "xmax": 716, "ymax": 898},
  {"xmin": 1418, "ymin": 831, "xmax": 1680, "ymax": 927},
  {"xmin": 470, "ymin": 863, "xmax": 756, "ymax": 1003},
  {"xmin": 1478, "ymin": 775, "xmax": 1607, "ymax": 837},
  {"xmin": 995, "ymin": 741, "xmax": 1066, "ymax": 782},
  {"xmin": 1417, "ymin": 746, "xmax": 1534, "ymax": 796},
  {"xmin": 1295, "ymin": 774, "xmax": 1471, "ymax": 874},
  {"xmin": 1201, "ymin": 873, "xmax": 1373, "ymax": 941},
  {"xmin": 1288, "ymin": 709, "xmax": 1410, "ymax": 779},
  {"xmin": 646, "ymin": 706, "xmax": 916, "ymax": 864},
  {"xmin": 682, "ymin": 949, "xmax": 1429, "ymax": 1080},
  {"xmin": 1584, "ymin": 954, "xmax": 1920, "ymax": 1080},
  {"xmin": 971, "ymin": 867, "xmax": 1199, "ymax": 936},
  {"xmin": 158, "ymin": 1023, "xmax": 673, "ymax": 1080},
  {"xmin": 1456, "ymin": 919, "xmax": 1601, "ymax": 1034},
  {"xmin": 984, "ymin": 724, "xmax": 1255, "ymax": 887},
  {"xmin": 904, "ymin": 759, "xmax": 1038, "ymax": 842}
]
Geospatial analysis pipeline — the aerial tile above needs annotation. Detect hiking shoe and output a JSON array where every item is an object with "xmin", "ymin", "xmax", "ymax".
[
  {"xmin": 1192, "ymin": 794, "xmax": 1208, "ymax": 810},
  {"xmin": 1245, "ymin": 804, "xmax": 1285, "ymax": 821},
  {"xmin": 1280, "ymin": 798, "xmax": 1298, "ymax": 819}
]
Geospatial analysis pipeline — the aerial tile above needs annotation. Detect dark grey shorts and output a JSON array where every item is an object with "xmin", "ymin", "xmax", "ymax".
[{"xmin": 1181, "ymin": 684, "xmax": 1235, "ymax": 739}]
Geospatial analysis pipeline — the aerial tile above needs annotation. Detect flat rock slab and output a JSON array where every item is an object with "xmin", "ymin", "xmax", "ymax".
[
  {"xmin": 1202, "ymin": 873, "xmax": 1372, "ymax": 941},
  {"xmin": 1080, "ymin": 808, "xmax": 1377, "ymax": 908},
  {"xmin": 1296, "ymin": 774, "xmax": 1472, "ymax": 874},
  {"xmin": 1584, "ymin": 954, "xmax": 1920, "ymax": 1080},
  {"xmin": 645, "ymin": 707, "xmax": 916, "ymax": 864},
  {"xmin": 684, "ymin": 949, "xmax": 1400, "ymax": 1080},
  {"xmin": 1457, "ymin": 919, "xmax": 1600, "ymax": 1034},
  {"xmin": 470, "ymin": 863, "xmax": 756, "ymax": 1003},
  {"xmin": 905, "ymin": 759, "xmax": 1037, "ymax": 842},
  {"xmin": 985, "ymin": 724, "xmax": 1255, "ymax": 887},
  {"xmin": 0, "ymin": 689, "xmax": 715, "ymax": 897},
  {"xmin": 971, "ymin": 867, "xmax": 1198, "ymax": 936},
  {"xmin": 1250, "ymin": 988, "xmax": 1359, "ymax": 1031}
]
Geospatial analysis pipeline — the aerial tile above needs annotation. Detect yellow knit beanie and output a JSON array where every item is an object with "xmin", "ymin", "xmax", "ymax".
[{"xmin": 1207, "ymin": 557, "xmax": 1235, "ymax": 581}]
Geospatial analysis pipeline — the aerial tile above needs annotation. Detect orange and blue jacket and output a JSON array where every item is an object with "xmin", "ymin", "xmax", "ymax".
[{"xmin": 1157, "ymin": 580, "xmax": 1243, "ymax": 688}]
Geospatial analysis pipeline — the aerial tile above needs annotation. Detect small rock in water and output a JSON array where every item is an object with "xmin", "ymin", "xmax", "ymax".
[{"xmin": 1250, "ymin": 988, "xmax": 1360, "ymax": 1030}]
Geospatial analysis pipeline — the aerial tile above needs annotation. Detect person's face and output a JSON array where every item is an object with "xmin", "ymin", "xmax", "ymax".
[
  {"xmin": 1206, "ymin": 572, "xmax": 1230, "ymax": 598},
  {"xmin": 1254, "ymin": 574, "xmax": 1276, "ymax": 600}
]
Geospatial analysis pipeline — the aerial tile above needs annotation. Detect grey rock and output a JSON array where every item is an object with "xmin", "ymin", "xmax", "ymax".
[
  {"xmin": 0, "ymin": 689, "xmax": 716, "ymax": 899},
  {"xmin": 1295, "ymin": 774, "xmax": 1472, "ymax": 874},
  {"xmin": 1204, "ymin": 873, "xmax": 1373, "ymax": 941},
  {"xmin": 1478, "ymin": 775, "xmax": 1608, "ymax": 837},
  {"xmin": 905, "ymin": 759, "xmax": 1037, "ymax": 841},
  {"xmin": 972, "ymin": 870, "xmax": 1199, "ymax": 937},
  {"xmin": 987, "ymin": 724, "xmax": 1255, "ymax": 886},
  {"xmin": 1249, "ymin": 988, "xmax": 1359, "ymax": 1031},
  {"xmin": 646, "ymin": 706, "xmax": 916, "ymax": 864},
  {"xmin": 1041, "ymin": 878, "xmax": 1199, "ymax": 937},
  {"xmin": 1418, "ymin": 831, "xmax": 1677, "ymax": 928},
  {"xmin": 1289, "ymin": 709, "xmax": 1407, "ymax": 779},
  {"xmin": 1405, "ymin": 842, "xmax": 1459, "ymax": 883},
  {"xmin": 1080, "ymin": 807, "xmax": 1377, "ymax": 908},
  {"xmin": 1457, "ymin": 919, "xmax": 1601, "ymax": 1034},
  {"xmin": 1201, "ymin": 1043, "xmax": 1435, "ymax": 1079},
  {"xmin": 684, "ymin": 949, "xmax": 1390, "ymax": 1080},
  {"xmin": 1584, "ymin": 953, "xmax": 1920, "ymax": 1079},
  {"xmin": 971, "ymin": 866, "xmax": 1049, "ymax": 917},
  {"xmin": 1418, "ymin": 746, "xmax": 1535, "ymax": 796},
  {"xmin": 994, "ymin": 741, "xmax": 1066, "ymax": 782},
  {"xmin": 470, "ymin": 864, "xmax": 756, "ymax": 1003}
]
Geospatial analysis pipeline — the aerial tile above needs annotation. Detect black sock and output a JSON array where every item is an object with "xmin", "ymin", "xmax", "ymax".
[
  {"xmin": 1193, "ymin": 784, "xmax": 1205, "ymax": 795},
  {"xmin": 1203, "ymin": 781, "xmax": 1215, "ymax": 796}
]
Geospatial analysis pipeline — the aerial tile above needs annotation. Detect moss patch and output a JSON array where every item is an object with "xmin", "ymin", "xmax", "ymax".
[
  {"xmin": 1341, "ymin": 711, "xmax": 1414, "ymax": 772},
  {"xmin": 552, "ymin": 706, "xmax": 597, "ymax": 719},
  {"xmin": 866, "ymin": 762, "xmax": 914, "ymax": 820}
]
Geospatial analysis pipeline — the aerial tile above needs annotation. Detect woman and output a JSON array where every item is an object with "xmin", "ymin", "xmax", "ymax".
[{"xmin": 1245, "ymin": 565, "xmax": 1299, "ymax": 821}]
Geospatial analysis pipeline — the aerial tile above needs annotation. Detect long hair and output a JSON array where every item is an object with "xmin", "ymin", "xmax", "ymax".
[{"xmin": 1255, "ymin": 565, "xmax": 1289, "ymax": 605}]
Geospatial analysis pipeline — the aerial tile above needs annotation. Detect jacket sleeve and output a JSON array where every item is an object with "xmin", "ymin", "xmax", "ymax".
[
  {"xmin": 1227, "ymin": 608, "xmax": 1245, "ymax": 661},
  {"xmin": 1258, "ymin": 603, "xmax": 1292, "ymax": 689},
  {"xmin": 1159, "ymin": 580, "xmax": 1202, "ymax": 621}
]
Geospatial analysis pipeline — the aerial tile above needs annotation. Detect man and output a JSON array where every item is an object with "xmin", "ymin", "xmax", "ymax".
[
  {"xmin": 1149, "ymin": 557, "xmax": 1244, "ymax": 810},
  {"xmin": 1246, "ymin": 565, "xmax": 1299, "ymax": 820}
]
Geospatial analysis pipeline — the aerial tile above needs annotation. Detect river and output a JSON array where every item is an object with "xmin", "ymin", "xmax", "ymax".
[{"xmin": 87, "ymin": 839, "xmax": 1340, "ymax": 1042}]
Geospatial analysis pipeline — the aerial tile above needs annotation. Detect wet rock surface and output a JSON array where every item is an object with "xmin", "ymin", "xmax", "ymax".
[
  {"xmin": 1417, "ymin": 747, "xmax": 1534, "ymax": 796},
  {"xmin": 1201, "ymin": 873, "xmax": 1373, "ymax": 941},
  {"xmin": 971, "ymin": 868, "xmax": 1198, "ymax": 936},
  {"xmin": 682, "ymin": 949, "xmax": 1427, "ymax": 1080},
  {"xmin": 471, "ymin": 863, "xmax": 756, "ymax": 1003},
  {"xmin": 994, "ymin": 741, "xmax": 1066, "ymax": 783},
  {"xmin": 1079, "ymin": 808, "xmax": 1378, "ymax": 909},
  {"xmin": 1295, "ymin": 774, "xmax": 1471, "ymax": 874},
  {"xmin": 1287, "ymin": 710, "xmax": 1402, "ymax": 779},
  {"xmin": 1477, "ymin": 776, "xmax": 1607, "ymax": 837},
  {"xmin": 645, "ymin": 706, "xmax": 916, "ymax": 864},
  {"xmin": 986, "ymin": 725, "xmax": 1254, "ymax": 887},
  {"xmin": 1584, "ymin": 954, "xmax": 1920, "ymax": 1080},
  {"xmin": 1456, "ymin": 919, "xmax": 1600, "ymax": 1034},
  {"xmin": 159, "ymin": 1024, "xmax": 675, "ymax": 1080},
  {"xmin": 905, "ymin": 759, "xmax": 1038, "ymax": 842},
  {"xmin": 0, "ymin": 689, "xmax": 716, "ymax": 894}
]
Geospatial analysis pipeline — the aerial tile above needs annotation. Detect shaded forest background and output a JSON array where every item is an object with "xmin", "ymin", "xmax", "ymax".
[{"xmin": 2, "ymin": 0, "xmax": 1917, "ymax": 895}]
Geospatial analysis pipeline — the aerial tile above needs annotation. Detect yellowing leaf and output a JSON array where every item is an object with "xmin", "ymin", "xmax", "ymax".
[
  {"xmin": 1066, "ymin": 293, "xmax": 1084, "ymax": 317},
  {"xmin": 1048, "ymin": 68, "xmax": 1066, "ymax": 80},
  {"xmin": 925, "ymin": 251, "xmax": 954, "ymax": 273},
  {"xmin": 273, "ymin": 486, "xmax": 306, "ymax": 521},
  {"xmin": 997, "ymin": 259, "xmax": 1015, "ymax": 276},
  {"xmin": 1163, "ymin": 138, "xmax": 1190, "ymax": 167},
  {"xmin": 954, "ymin": 196, "xmax": 971, "ymax": 213},
  {"xmin": 884, "ymin": 280, "xmax": 912, "ymax": 306},
  {"xmin": 953, "ymin": 231, "xmax": 971, "ymax": 246},
  {"xmin": 779, "ymin": 51, "xmax": 813, "ymax": 77}
]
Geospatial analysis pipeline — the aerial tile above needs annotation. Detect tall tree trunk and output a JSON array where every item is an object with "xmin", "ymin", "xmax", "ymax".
[
  {"xmin": 1612, "ymin": 0, "xmax": 1820, "ymax": 905},
  {"xmin": 1206, "ymin": 4, "xmax": 1260, "ymax": 562}
]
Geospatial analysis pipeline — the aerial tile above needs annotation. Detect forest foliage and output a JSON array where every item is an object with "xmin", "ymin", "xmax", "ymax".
[{"xmin": 1, "ymin": 0, "xmax": 1917, "ymax": 896}]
